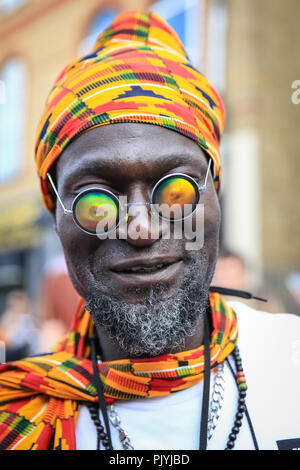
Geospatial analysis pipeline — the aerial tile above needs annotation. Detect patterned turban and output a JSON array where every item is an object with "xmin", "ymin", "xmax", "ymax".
[{"xmin": 35, "ymin": 10, "xmax": 226, "ymax": 213}]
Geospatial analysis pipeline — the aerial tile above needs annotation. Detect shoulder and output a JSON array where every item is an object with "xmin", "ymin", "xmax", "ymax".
[
  {"xmin": 227, "ymin": 300, "xmax": 300, "ymax": 448},
  {"xmin": 227, "ymin": 300, "xmax": 300, "ymax": 370},
  {"xmin": 227, "ymin": 299, "xmax": 299, "ymax": 323},
  {"xmin": 227, "ymin": 299, "xmax": 300, "ymax": 393},
  {"xmin": 228, "ymin": 300, "xmax": 300, "ymax": 351}
]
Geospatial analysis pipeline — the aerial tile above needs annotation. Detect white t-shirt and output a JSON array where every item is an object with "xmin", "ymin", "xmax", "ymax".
[{"xmin": 75, "ymin": 301, "xmax": 300, "ymax": 450}]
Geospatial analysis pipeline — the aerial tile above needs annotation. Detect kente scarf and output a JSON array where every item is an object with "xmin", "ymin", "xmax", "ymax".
[
  {"xmin": 35, "ymin": 10, "xmax": 225, "ymax": 214},
  {"xmin": 0, "ymin": 292, "xmax": 237, "ymax": 450}
]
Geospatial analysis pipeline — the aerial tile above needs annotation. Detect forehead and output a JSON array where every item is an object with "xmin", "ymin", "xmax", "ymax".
[{"xmin": 56, "ymin": 123, "xmax": 208, "ymax": 183}]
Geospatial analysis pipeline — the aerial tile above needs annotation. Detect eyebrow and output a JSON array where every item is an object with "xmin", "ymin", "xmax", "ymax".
[{"xmin": 62, "ymin": 149, "xmax": 205, "ymax": 184}]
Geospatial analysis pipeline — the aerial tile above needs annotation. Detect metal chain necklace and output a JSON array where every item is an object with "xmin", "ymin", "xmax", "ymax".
[
  {"xmin": 107, "ymin": 362, "xmax": 225, "ymax": 450},
  {"xmin": 207, "ymin": 362, "xmax": 225, "ymax": 440},
  {"xmin": 108, "ymin": 404, "xmax": 134, "ymax": 450}
]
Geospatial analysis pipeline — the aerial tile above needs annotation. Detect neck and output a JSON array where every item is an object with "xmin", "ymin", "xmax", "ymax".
[{"xmin": 94, "ymin": 309, "xmax": 208, "ymax": 362}]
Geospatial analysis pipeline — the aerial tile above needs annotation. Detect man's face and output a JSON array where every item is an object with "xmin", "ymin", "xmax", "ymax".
[{"xmin": 55, "ymin": 123, "xmax": 221, "ymax": 357}]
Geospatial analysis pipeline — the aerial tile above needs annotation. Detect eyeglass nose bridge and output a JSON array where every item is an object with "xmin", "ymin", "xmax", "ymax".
[
  {"xmin": 122, "ymin": 201, "xmax": 198, "ymax": 224},
  {"xmin": 125, "ymin": 202, "xmax": 152, "ymax": 206},
  {"xmin": 120, "ymin": 201, "xmax": 156, "ymax": 223}
]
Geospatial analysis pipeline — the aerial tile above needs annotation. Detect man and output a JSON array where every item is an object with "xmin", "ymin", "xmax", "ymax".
[
  {"xmin": 212, "ymin": 250, "xmax": 285, "ymax": 312},
  {"xmin": 0, "ymin": 10, "xmax": 299, "ymax": 451}
]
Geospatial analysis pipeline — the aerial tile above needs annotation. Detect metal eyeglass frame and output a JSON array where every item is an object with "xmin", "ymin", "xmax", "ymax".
[{"xmin": 46, "ymin": 158, "xmax": 211, "ymax": 235}]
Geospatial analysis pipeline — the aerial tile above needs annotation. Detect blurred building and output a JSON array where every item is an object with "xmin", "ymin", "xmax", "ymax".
[
  {"xmin": 0, "ymin": 0, "xmax": 299, "ymax": 315},
  {"xmin": 223, "ymin": 0, "xmax": 300, "ymax": 313}
]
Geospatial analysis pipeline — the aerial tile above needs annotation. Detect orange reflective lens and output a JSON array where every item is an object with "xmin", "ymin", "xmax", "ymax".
[{"xmin": 152, "ymin": 174, "xmax": 199, "ymax": 220}]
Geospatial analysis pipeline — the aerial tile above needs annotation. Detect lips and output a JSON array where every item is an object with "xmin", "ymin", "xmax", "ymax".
[
  {"xmin": 110, "ymin": 257, "xmax": 183, "ymax": 287},
  {"xmin": 111, "ymin": 257, "xmax": 181, "ymax": 274}
]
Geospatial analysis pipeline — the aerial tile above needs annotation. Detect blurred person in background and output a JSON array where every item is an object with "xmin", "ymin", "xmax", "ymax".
[
  {"xmin": 0, "ymin": 289, "xmax": 38, "ymax": 361},
  {"xmin": 212, "ymin": 249, "xmax": 285, "ymax": 312},
  {"xmin": 37, "ymin": 254, "xmax": 81, "ymax": 351},
  {"xmin": 213, "ymin": 249, "xmax": 249, "ymax": 291},
  {"xmin": 0, "ymin": 10, "xmax": 299, "ymax": 452}
]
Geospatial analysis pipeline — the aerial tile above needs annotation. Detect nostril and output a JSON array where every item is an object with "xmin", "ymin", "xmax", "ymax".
[
  {"xmin": 126, "ymin": 205, "xmax": 153, "ymax": 230},
  {"xmin": 126, "ymin": 209, "xmax": 160, "ymax": 245},
  {"xmin": 116, "ymin": 201, "xmax": 167, "ymax": 245}
]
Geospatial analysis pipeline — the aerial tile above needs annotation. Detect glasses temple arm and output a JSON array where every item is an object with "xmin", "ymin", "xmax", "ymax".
[
  {"xmin": 204, "ymin": 158, "xmax": 212, "ymax": 187},
  {"xmin": 46, "ymin": 172, "xmax": 72, "ymax": 214},
  {"xmin": 198, "ymin": 158, "xmax": 212, "ymax": 192}
]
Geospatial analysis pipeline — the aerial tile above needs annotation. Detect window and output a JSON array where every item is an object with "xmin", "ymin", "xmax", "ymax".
[
  {"xmin": 79, "ymin": 8, "xmax": 120, "ymax": 55},
  {"xmin": 206, "ymin": 0, "xmax": 227, "ymax": 94},
  {"xmin": 0, "ymin": 0, "xmax": 26, "ymax": 15},
  {"xmin": 150, "ymin": 0, "xmax": 202, "ymax": 67},
  {"xmin": 0, "ymin": 58, "xmax": 27, "ymax": 183},
  {"xmin": 151, "ymin": 0, "xmax": 227, "ymax": 92}
]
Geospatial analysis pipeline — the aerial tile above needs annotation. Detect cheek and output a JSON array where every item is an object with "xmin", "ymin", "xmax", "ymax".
[
  {"xmin": 56, "ymin": 203, "xmax": 96, "ymax": 251},
  {"xmin": 55, "ymin": 208, "xmax": 98, "ymax": 298},
  {"xmin": 184, "ymin": 187, "xmax": 220, "ymax": 246},
  {"xmin": 203, "ymin": 189, "xmax": 221, "ymax": 263},
  {"xmin": 180, "ymin": 187, "xmax": 220, "ymax": 283},
  {"xmin": 204, "ymin": 189, "xmax": 221, "ymax": 242}
]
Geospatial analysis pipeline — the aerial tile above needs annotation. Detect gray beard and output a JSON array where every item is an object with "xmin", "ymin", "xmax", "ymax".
[{"xmin": 85, "ymin": 258, "xmax": 213, "ymax": 358}]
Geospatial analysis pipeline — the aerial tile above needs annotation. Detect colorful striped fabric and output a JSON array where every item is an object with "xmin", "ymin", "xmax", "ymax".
[
  {"xmin": 0, "ymin": 293, "xmax": 237, "ymax": 450},
  {"xmin": 35, "ymin": 10, "xmax": 226, "ymax": 214}
]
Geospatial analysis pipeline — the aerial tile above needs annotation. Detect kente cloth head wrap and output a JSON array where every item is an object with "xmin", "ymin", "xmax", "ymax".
[
  {"xmin": 0, "ymin": 293, "xmax": 237, "ymax": 450},
  {"xmin": 35, "ymin": 9, "xmax": 226, "ymax": 214}
]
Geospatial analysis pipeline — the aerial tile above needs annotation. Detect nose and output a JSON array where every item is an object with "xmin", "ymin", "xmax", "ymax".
[{"xmin": 116, "ymin": 186, "xmax": 169, "ymax": 247}]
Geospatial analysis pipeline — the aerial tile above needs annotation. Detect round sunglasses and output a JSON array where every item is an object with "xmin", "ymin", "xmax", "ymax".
[{"xmin": 47, "ymin": 159, "xmax": 211, "ymax": 236}]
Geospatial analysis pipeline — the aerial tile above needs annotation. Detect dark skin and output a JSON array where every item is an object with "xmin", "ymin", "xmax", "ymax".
[{"xmin": 54, "ymin": 123, "xmax": 221, "ymax": 361}]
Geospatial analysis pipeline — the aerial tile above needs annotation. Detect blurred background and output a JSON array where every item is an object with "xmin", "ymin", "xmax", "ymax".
[{"xmin": 0, "ymin": 0, "xmax": 299, "ymax": 359}]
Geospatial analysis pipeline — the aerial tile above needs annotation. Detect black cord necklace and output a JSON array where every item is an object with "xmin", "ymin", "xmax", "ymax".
[{"xmin": 90, "ymin": 332, "xmax": 113, "ymax": 450}]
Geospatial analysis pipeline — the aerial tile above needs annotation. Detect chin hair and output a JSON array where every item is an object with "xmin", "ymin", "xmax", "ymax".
[{"xmin": 85, "ymin": 258, "xmax": 213, "ymax": 358}]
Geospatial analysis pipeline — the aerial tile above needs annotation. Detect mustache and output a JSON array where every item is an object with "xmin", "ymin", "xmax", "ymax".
[{"xmin": 88, "ymin": 230, "xmax": 216, "ymax": 273}]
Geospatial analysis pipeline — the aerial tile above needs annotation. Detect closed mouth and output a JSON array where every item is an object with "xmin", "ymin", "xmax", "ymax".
[
  {"xmin": 110, "ymin": 258, "xmax": 183, "ymax": 288},
  {"xmin": 115, "ymin": 262, "xmax": 171, "ymax": 274},
  {"xmin": 111, "ymin": 257, "xmax": 182, "ymax": 275}
]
